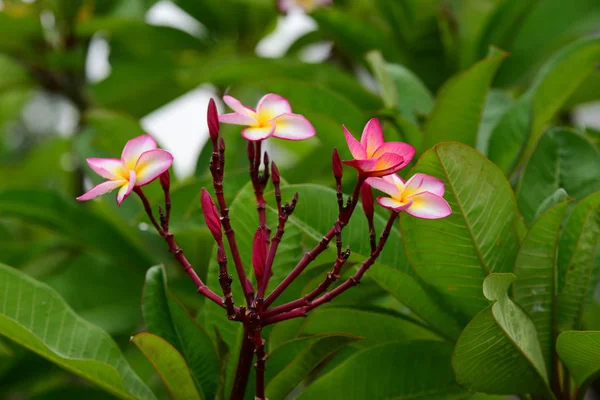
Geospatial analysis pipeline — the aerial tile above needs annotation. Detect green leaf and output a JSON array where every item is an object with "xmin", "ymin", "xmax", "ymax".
[
  {"xmin": 423, "ymin": 49, "xmax": 507, "ymax": 149},
  {"xmin": 516, "ymin": 128, "xmax": 600, "ymax": 225},
  {"xmin": 557, "ymin": 191, "xmax": 600, "ymax": 331},
  {"xmin": 0, "ymin": 54, "xmax": 31, "ymax": 91},
  {"xmin": 533, "ymin": 189, "xmax": 571, "ymax": 223},
  {"xmin": 386, "ymin": 63, "xmax": 435, "ymax": 124},
  {"xmin": 513, "ymin": 202, "xmax": 570, "ymax": 369},
  {"xmin": 453, "ymin": 273, "xmax": 553, "ymax": 397},
  {"xmin": 0, "ymin": 263, "xmax": 155, "ymax": 400},
  {"xmin": 265, "ymin": 334, "xmax": 359, "ymax": 400},
  {"xmin": 556, "ymin": 330, "xmax": 600, "ymax": 399},
  {"xmin": 490, "ymin": 36, "xmax": 600, "ymax": 174},
  {"xmin": 400, "ymin": 143, "xmax": 520, "ymax": 321},
  {"xmin": 476, "ymin": 90, "xmax": 515, "ymax": 155},
  {"xmin": 142, "ymin": 265, "xmax": 220, "ymax": 398},
  {"xmin": 131, "ymin": 333, "xmax": 202, "ymax": 400},
  {"xmin": 273, "ymin": 184, "xmax": 461, "ymax": 339},
  {"xmin": 300, "ymin": 341, "xmax": 468, "ymax": 400}
]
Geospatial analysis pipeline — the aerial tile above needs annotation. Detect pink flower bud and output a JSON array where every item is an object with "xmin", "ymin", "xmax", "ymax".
[
  {"xmin": 271, "ymin": 161, "xmax": 280, "ymax": 184},
  {"xmin": 200, "ymin": 188, "xmax": 222, "ymax": 242},
  {"xmin": 361, "ymin": 184, "xmax": 374, "ymax": 221},
  {"xmin": 207, "ymin": 98, "xmax": 220, "ymax": 142},
  {"xmin": 252, "ymin": 227, "xmax": 268, "ymax": 282},
  {"xmin": 159, "ymin": 170, "xmax": 170, "ymax": 191},
  {"xmin": 332, "ymin": 148, "xmax": 343, "ymax": 179}
]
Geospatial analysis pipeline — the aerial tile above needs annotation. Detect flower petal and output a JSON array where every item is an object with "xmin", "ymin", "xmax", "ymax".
[
  {"xmin": 76, "ymin": 179, "xmax": 124, "ymax": 201},
  {"xmin": 117, "ymin": 170, "xmax": 137, "ymax": 206},
  {"xmin": 87, "ymin": 158, "xmax": 125, "ymax": 180},
  {"xmin": 343, "ymin": 126, "xmax": 367, "ymax": 159},
  {"xmin": 218, "ymin": 112, "xmax": 257, "ymax": 126},
  {"xmin": 223, "ymin": 95, "xmax": 256, "ymax": 116},
  {"xmin": 376, "ymin": 196, "xmax": 413, "ymax": 212},
  {"xmin": 405, "ymin": 191, "xmax": 452, "ymax": 219},
  {"xmin": 241, "ymin": 123, "xmax": 275, "ymax": 141},
  {"xmin": 360, "ymin": 118, "xmax": 385, "ymax": 157},
  {"xmin": 121, "ymin": 134, "xmax": 157, "ymax": 170},
  {"xmin": 256, "ymin": 93, "xmax": 292, "ymax": 121},
  {"xmin": 372, "ymin": 142, "xmax": 415, "ymax": 165},
  {"xmin": 343, "ymin": 158, "xmax": 377, "ymax": 172},
  {"xmin": 404, "ymin": 173, "xmax": 445, "ymax": 198},
  {"xmin": 366, "ymin": 176, "xmax": 402, "ymax": 197},
  {"xmin": 135, "ymin": 149, "xmax": 174, "ymax": 186},
  {"xmin": 371, "ymin": 153, "xmax": 406, "ymax": 176},
  {"xmin": 271, "ymin": 113, "xmax": 316, "ymax": 140}
]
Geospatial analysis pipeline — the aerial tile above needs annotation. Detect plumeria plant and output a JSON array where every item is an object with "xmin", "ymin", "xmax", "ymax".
[{"xmin": 77, "ymin": 94, "xmax": 450, "ymax": 399}]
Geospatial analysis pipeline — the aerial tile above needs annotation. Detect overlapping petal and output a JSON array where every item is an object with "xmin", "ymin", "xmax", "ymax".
[
  {"xmin": 377, "ymin": 196, "xmax": 413, "ymax": 212},
  {"xmin": 218, "ymin": 112, "xmax": 257, "ymax": 126},
  {"xmin": 242, "ymin": 123, "xmax": 276, "ymax": 141},
  {"xmin": 86, "ymin": 158, "xmax": 125, "ymax": 180},
  {"xmin": 343, "ymin": 126, "xmax": 367, "ymax": 159},
  {"xmin": 122, "ymin": 134, "xmax": 157, "ymax": 169},
  {"xmin": 366, "ymin": 176, "xmax": 402, "ymax": 197},
  {"xmin": 404, "ymin": 173, "xmax": 445, "ymax": 198},
  {"xmin": 223, "ymin": 95, "xmax": 255, "ymax": 116},
  {"xmin": 272, "ymin": 113, "xmax": 316, "ymax": 140},
  {"xmin": 257, "ymin": 94, "xmax": 292, "ymax": 122},
  {"xmin": 360, "ymin": 118, "xmax": 385, "ymax": 156},
  {"xmin": 76, "ymin": 179, "xmax": 124, "ymax": 201},
  {"xmin": 372, "ymin": 153, "xmax": 406, "ymax": 177},
  {"xmin": 117, "ymin": 170, "xmax": 137, "ymax": 205},
  {"xmin": 372, "ymin": 142, "xmax": 415, "ymax": 164},
  {"xmin": 405, "ymin": 191, "xmax": 452, "ymax": 219},
  {"xmin": 135, "ymin": 149, "xmax": 174, "ymax": 186}
]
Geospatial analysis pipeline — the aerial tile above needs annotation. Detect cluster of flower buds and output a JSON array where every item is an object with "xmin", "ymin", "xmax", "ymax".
[{"xmin": 76, "ymin": 91, "xmax": 451, "ymax": 400}]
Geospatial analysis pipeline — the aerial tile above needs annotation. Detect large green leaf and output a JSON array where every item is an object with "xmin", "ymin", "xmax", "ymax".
[
  {"xmin": 400, "ymin": 143, "xmax": 520, "ymax": 321},
  {"xmin": 489, "ymin": 36, "xmax": 600, "ymax": 174},
  {"xmin": 453, "ymin": 274, "xmax": 553, "ymax": 397},
  {"xmin": 557, "ymin": 191, "xmax": 600, "ymax": 331},
  {"xmin": 513, "ymin": 202, "xmax": 570, "ymax": 369},
  {"xmin": 556, "ymin": 330, "xmax": 600, "ymax": 400},
  {"xmin": 273, "ymin": 184, "xmax": 461, "ymax": 339},
  {"xmin": 142, "ymin": 265, "xmax": 220, "ymax": 398},
  {"xmin": 131, "ymin": 333, "xmax": 202, "ymax": 400},
  {"xmin": 265, "ymin": 334, "xmax": 358, "ymax": 400},
  {"xmin": 423, "ymin": 49, "xmax": 506, "ymax": 149},
  {"xmin": 0, "ymin": 264, "xmax": 155, "ymax": 400},
  {"xmin": 300, "ymin": 341, "xmax": 468, "ymax": 399},
  {"xmin": 0, "ymin": 189, "xmax": 154, "ymax": 271},
  {"xmin": 516, "ymin": 128, "xmax": 600, "ymax": 224}
]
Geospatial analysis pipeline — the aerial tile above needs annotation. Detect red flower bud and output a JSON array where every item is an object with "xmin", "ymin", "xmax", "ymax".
[
  {"xmin": 252, "ymin": 227, "xmax": 268, "ymax": 282},
  {"xmin": 247, "ymin": 141, "xmax": 255, "ymax": 160},
  {"xmin": 207, "ymin": 98, "xmax": 220, "ymax": 143},
  {"xmin": 200, "ymin": 188, "xmax": 222, "ymax": 242},
  {"xmin": 361, "ymin": 184, "xmax": 374, "ymax": 221},
  {"xmin": 332, "ymin": 148, "xmax": 343, "ymax": 179},
  {"xmin": 159, "ymin": 170, "xmax": 170, "ymax": 191},
  {"xmin": 271, "ymin": 161, "xmax": 280, "ymax": 184}
]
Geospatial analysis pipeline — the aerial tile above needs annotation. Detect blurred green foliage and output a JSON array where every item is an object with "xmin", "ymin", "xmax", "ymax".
[{"xmin": 1, "ymin": 0, "xmax": 600, "ymax": 399}]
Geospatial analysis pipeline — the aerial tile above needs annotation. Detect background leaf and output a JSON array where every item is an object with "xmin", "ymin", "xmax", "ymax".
[{"xmin": 556, "ymin": 330, "xmax": 600, "ymax": 399}]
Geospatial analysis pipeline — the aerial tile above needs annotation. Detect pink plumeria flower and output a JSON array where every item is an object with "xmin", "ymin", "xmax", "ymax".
[
  {"xmin": 218, "ymin": 93, "xmax": 316, "ymax": 142},
  {"xmin": 366, "ymin": 173, "xmax": 452, "ymax": 219},
  {"xmin": 77, "ymin": 134, "xmax": 173, "ymax": 206},
  {"xmin": 278, "ymin": 0, "xmax": 332, "ymax": 13},
  {"xmin": 343, "ymin": 118, "xmax": 415, "ymax": 177}
]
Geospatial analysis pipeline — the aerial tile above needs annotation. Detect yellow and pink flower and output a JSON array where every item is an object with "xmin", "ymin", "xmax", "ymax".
[
  {"xmin": 219, "ymin": 94, "xmax": 315, "ymax": 142},
  {"xmin": 77, "ymin": 134, "xmax": 173, "ymax": 205},
  {"xmin": 367, "ymin": 173, "xmax": 452, "ymax": 219},
  {"xmin": 343, "ymin": 118, "xmax": 415, "ymax": 177}
]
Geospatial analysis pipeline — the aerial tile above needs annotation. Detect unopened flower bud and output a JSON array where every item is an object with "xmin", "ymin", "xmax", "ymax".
[
  {"xmin": 159, "ymin": 170, "xmax": 170, "ymax": 191},
  {"xmin": 207, "ymin": 98, "xmax": 220, "ymax": 144},
  {"xmin": 200, "ymin": 188, "xmax": 222, "ymax": 242},
  {"xmin": 247, "ymin": 141, "xmax": 255, "ymax": 160},
  {"xmin": 252, "ymin": 227, "xmax": 267, "ymax": 282},
  {"xmin": 271, "ymin": 161, "xmax": 280, "ymax": 184},
  {"xmin": 361, "ymin": 184, "xmax": 374, "ymax": 221},
  {"xmin": 332, "ymin": 148, "xmax": 343, "ymax": 179}
]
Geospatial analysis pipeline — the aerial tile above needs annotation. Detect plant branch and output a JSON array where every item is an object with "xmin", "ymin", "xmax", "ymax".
[
  {"xmin": 253, "ymin": 330, "xmax": 267, "ymax": 400},
  {"xmin": 230, "ymin": 328, "xmax": 255, "ymax": 400}
]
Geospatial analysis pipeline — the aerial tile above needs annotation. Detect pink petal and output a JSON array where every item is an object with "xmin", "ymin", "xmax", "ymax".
[
  {"xmin": 241, "ymin": 123, "xmax": 275, "ymax": 141},
  {"xmin": 271, "ymin": 113, "xmax": 316, "ymax": 140},
  {"xmin": 366, "ymin": 176, "xmax": 402, "ymax": 197},
  {"xmin": 360, "ymin": 118, "xmax": 385, "ymax": 157},
  {"xmin": 404, "ymin": 173, "xmax": 445, "ymax": 198},
  {"xmin": 343, "ymin": 126, "xmax": 367, "ymax": 159},
  {"xmin": 117, "ymin": 170, "xmax": 136, "ymax": 206},
  {"xmin": 343, "ymin": 158, "xmax": 377, "ymax": 172},
  {"xmin": 377, "ymin": 196, "xmax": 413, "ymax": 212},
  {"xmin": 372, "ymin": 142, "xmax": 416, "ymax": 165},
  {"xmin": 256, "ymin": 94, "xmax": 292, "ymax": 121},
  {"xmin": 223, "ymin": 95, "xmax": 255, "ymax": 116},
  {"xmin": 371, "ymin": 153, "xmax": 406, "ymax": 176},
  {"xmin": 406, "ymin": 191, "xmax": 452, "ymax": 219},
  {"xmin": 87, "ymin": 158, "xmax": 125, "ymax": 180},
  {"xmin": 135, "ymin": 149, "xmax": 174, "ymax": 186},
  {"xmin": 76, "ymin": 179, "xmax": 124, "ymax": 201},
  {"xmin": 121, "ymin": 134, "xmax": 157, "ymax": 170},
  {"xmin": 218, "ymin": 112, "xmax": 257, "ymax": 126}
]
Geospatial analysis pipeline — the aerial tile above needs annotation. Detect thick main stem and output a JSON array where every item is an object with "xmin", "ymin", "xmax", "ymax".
[
  {"xmin": 263, "ymin": 176, "xmax": 365, "ymax": 308},
  {"xmin": 253, "ymin": 331, "xmax": 267, "ymax": 400},
  {"xmin": 230, "ymin": 329, "xmax": 255, "ymax": 400}
]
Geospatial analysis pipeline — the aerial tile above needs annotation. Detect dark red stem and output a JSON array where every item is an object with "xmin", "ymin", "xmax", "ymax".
[
  {"xmin": 253, "ymin": 331, "xmax": 267, "ymax": 400},
  {"xmin": 229, "ymin": 328, "xmax": 255, "ymax": 400},
  {"xmin": 263, "ymin": 176, "xmax": 365, "ymax": 309}
]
